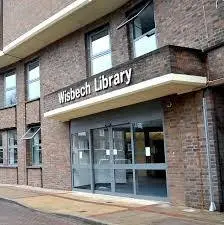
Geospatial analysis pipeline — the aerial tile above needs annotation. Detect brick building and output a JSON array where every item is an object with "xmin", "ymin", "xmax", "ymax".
[{"xmin": 0, "ymin": 0, "xmax": 223, "ymax": 211}]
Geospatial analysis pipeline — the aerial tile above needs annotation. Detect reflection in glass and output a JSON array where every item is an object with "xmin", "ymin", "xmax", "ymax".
[
  {"xmin": 92, "ymin": 34, "xmax": 110, "ymax": 57},
  {"xmin": 134, "ymin": 120, "xmax": 165, "ymax": 164},
  {"xmin": 136, "ymin": 170, "xmax": 167, "ymax": 197},
  {"xmin": 92, "ymin": 53, "xmax": 112, "ymax": 75},
  {"xmin": 131, "ymin": 2, "xmax": 157, "ymax": 57},
  {"xmin": 93, "ymin": 128, "xmax": 109, "ymax": 165},
  {"xmin": 28, "ymin": 80, "xmax": 40, "ymax": 100},
  {"xmin": 112, "ymin": 124, "xmax": 132, "ymax": 164},
  {"xmin": 5, "ymin": 89, "xmax": 16, "ymax": 106},
  {"xmin": 5, "ymin": 74, "xmax": 16, "ymax": 89},
  {"xmin": 72, "ymin": 132, "xmax": 91, "ymax": 190},
  {"xmin": 134, "ymin": 34, "xmax": 157, "ymax": 57},
  {"xmin": 115, "ymin": 169, "xmax": 134, "ymax": 194},
  {"xmin": 90, "ymin": 27, "xmax": 112, "ymax": 75},
  {"xmin": 94, "ymin": 169, "xmax": 112, "ymax": 192}
]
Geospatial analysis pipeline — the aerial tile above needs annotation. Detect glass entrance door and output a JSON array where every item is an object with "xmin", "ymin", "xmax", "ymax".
[
  {"xmin": 72, "ymin": 119, "xmax": 167, "ymax": 199},
  {"xmin": 93, "ymin": 127, "xmax": 112, "ymax": 192}
]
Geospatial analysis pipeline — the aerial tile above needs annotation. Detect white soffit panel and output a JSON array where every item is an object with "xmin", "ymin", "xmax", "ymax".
[{"xmin": 0, "ymin": 0, "xmax": 129, "ymax": 68}]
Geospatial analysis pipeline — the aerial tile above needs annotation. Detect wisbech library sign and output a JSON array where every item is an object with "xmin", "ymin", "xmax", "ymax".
[{"xmin": 58, "ymin": 68, "xmax": 133, "ymax": 104}]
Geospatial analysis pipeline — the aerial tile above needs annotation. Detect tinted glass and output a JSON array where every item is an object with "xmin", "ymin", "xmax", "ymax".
[{"xmin": 136, "ymin": 170, "xmax": 167, "ymax": 197}]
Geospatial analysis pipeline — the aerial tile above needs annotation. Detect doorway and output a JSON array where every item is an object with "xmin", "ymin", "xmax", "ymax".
[{"xmin": 72, "ymin": 119, "xmax": 167, "ymax": 199}]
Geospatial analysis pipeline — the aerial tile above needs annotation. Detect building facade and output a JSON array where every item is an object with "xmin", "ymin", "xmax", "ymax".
[{"xmin": 0, "ymin": 0, "xmax": 223, "ymax": 210}]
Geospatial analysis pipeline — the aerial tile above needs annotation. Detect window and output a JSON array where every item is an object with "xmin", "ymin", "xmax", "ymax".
[
  {"xmin": 27, "ymin": 60, "xmax": 40, "ymax": 101},
  {"xmin": 0, "ymin": 133, "xmax": 3, "ymax": 164},
  {"xmin": 8, "ymin": 130, "xmax": 17, "ymax": 165},
  {"xmin": 22, "ymin": 126, "xmax": 41, "ymax": 165},
  {"xmin": 88, "ymin": 26, "xmax": 112, "ymax": 75},
  {"xmin": 5, "ymin": 72, "xmax": 16, "ymax": 107},
  {"xmin": 117, "ymin": 1, "xmax": 157, "ymax": 58}
]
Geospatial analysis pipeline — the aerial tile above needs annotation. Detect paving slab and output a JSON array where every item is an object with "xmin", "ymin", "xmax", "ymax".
[{"xmin": 0, "ymin": 185, "xmax": 224, "ymax": 225}]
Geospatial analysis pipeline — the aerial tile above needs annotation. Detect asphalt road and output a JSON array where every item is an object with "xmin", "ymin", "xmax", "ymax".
[{"xmin": 0, "ymin": 199, "xmax": 90, "ymax": 225}]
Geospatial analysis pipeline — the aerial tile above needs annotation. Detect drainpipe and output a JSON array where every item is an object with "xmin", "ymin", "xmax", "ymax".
[{"xmin": 202, "ymin": 90, "xmax": 216, "ymax": 211}]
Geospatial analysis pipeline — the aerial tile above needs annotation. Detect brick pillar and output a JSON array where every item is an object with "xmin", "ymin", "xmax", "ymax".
[{"xmin": 16, "ymin": 63, "xmax": 27, "ymax": 185}]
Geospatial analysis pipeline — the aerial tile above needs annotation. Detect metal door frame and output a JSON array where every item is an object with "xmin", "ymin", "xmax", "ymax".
[{"xmin": 72, "ymin": 122, "xmax": 168, "ymax": 201}]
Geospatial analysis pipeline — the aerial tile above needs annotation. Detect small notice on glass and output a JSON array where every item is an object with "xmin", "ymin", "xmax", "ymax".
[
  {"xmin": 79, "ymin": 151, "xmax": 83, "ymax": 159},
  {"xmin": 145, "ymin": 147, "xmax": 151, "ymax": 156}
]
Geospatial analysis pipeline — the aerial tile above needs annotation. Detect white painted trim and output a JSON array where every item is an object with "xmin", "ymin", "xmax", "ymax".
[
  {"xmin": 3, "ymin": 0, "xmax": 92, "ymax": 53},
  {"xmin": 44, "ymin": 74, "xmax": 207, "ymax": 118}
]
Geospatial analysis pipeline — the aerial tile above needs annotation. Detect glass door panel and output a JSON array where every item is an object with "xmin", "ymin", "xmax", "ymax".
[
  {"xmin": 93, "ymin": 128, "xmax": 112, "ymax": 192},
  {"xmin": 112, "ymin": 124, "xmax": 134, "ymax": 194},
  {"xmin": 72, "ymin": 132, "xmax": 91, "ymax": 190},
  {"xmin": 133, "ymin": 120, "xmax": 165, "ymax": 164}
]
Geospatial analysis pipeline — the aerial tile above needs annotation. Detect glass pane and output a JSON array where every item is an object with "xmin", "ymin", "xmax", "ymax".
[
  {"xmin": 73, "ymin": 168, "xmax": 91, "ymax": 190},
  {"xmin": 94, "ymin": 168, "xmax": 112, "ymax": 192},
  {"xmin": 136, "ymin": 170, "xmax": 167, "ymax": 197},
  {"xmin": 134, "ymin": 34, "xmax": 157, "ymax": 57},
  {"xmin": 91, "ymin": 30, "xmax": 110, "ymax": 56},
  {"xmin": 8, "ymin": 130, "xmax": 17, "ymax": 146},
  {"xmin": 5, "ymin": 89, "xmax": 16, "ymax": 106},
  {"xmin": 28, "ymin": 80, "xmax": 40, "ymax": 100},
  {"xmin": 133, "ymin": 4, "xmax": 155, "ymax": 39},
  {"xmin": 93, "ymin": 128, "xmax": 110, "ymax": 165},
  {"xmin": 5, "ymin": 74, "xmax": 16, "ymax": 89},
  {"xmin": 0, "ymin": 150, "xmax": 3, "ymax": 164},
  {"xmin": 115, "ymin": 169, "xmax": 133, "ymax": 194},
  {"xmin": 28, "ymin": 63, "xmax": 39, "ymax": 81},
  {"xmin": 9, "ymin": 148, "xmax": 17, "ymax": 165},
  {"xmin": 32, "ymin": 145, "xmax": 41, "ymax": 165},
  {"xmin": 134, "ymin": 120, "xmax": 165, "ymax": 164},
  {"xmin": 112, "ymin": 124, "xmax": 132, "ymax": 164},
  {"xmin": 92, "ymin": 53, "xmax": 112, "ymax": 75},
  {"xmin": 72, "ymin": 132, "xmax": 90, "ymax": 165}
]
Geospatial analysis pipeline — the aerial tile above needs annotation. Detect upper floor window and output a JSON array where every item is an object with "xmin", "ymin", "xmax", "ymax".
[
  {"xmin": 131, "ymin": 2, "xmax": 157, "ymax": 57},
  {"xmin": 5, "ymin": 72, "xmax": 16, "ymax": 107},
  {"xmin": 117, "ymin": 1, "xmax": 157, "ymax": 58},
  {"xmin": 88, "ymin": 26, "xmax": 112, "ymax": 75},
  {"xmin": 8, "ymin": 129, "xmax": 17, "ymax": 165},
  {"xmin": 27, "ymin": 60, "xmax": 40, "ymax": 101}
]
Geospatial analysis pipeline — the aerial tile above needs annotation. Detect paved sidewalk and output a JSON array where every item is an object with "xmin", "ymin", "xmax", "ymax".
[{"xmin": 0, "ymin": 184, "xmax": 224, "ymax": 225}]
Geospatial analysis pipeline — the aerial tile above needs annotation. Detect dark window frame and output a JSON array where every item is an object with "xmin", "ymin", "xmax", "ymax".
[{"xmin": 4, "ymin": 70, "xmax": 17, "ymax": 107}]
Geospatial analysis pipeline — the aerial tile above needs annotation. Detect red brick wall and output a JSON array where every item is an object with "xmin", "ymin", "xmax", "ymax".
[
  {"xmin": 163, "ymin": 91, "xmax": 212, "ymax": 208},
  {"xmin": 27, "ymin": 168, "xmax": 42, "ymax": 187},
  {"xmin": 0, "ymin": 168, "xmax": 17, "ymax": 184}
]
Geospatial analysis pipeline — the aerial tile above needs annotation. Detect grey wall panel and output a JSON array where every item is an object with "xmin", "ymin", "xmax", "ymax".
[{"xmin": 71, "ymin": 100, "xmax": 162, "ymax": 132}]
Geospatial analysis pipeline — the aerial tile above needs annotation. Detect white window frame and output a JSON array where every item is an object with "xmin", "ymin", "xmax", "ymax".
[
  {"xmin": 8, "ymin": 130, "xmax": 17, "ymax": 166},
  {"xmin": 4, "ymin": 71, "xmax": 17, "ymax": 107},
  {"xmin": 89, "ymin": 26, "xmax": 112, "ymax": 76},
  {"xmin": 27, "ymin": 60, "xmax": 40, "ymax": 101}
]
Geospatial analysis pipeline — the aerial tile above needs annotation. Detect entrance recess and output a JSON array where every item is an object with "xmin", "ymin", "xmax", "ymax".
[{"xmin": 72, "ymin": 119, "xmax": 167, "ymax": 199}]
